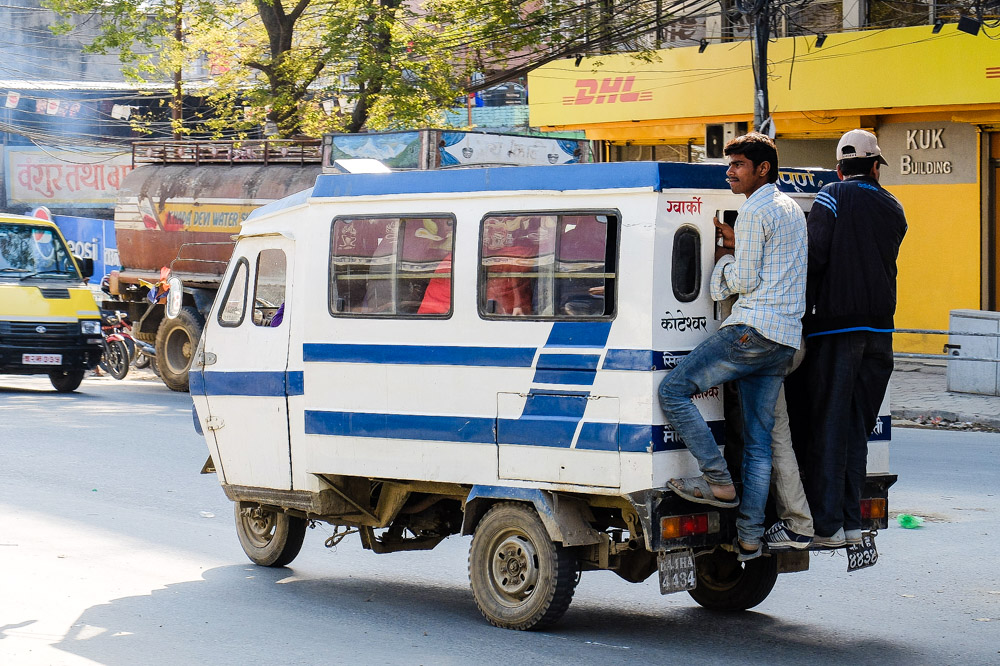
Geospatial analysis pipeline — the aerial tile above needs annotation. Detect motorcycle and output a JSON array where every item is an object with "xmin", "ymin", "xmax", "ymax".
[{"xmin": 98, "ymin": 310, "xmax": 157, "ymax": 380}]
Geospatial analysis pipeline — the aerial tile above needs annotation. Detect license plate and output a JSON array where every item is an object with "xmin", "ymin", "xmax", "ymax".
[
  {"xmin": 847, "ymin": 533, "xmax": 879, "ymax": 571},
  {"xmin": 658, "ymin": 549, "xmax": 697, "ymax": 594},
  {"xmin": 22, "ymin": 354, "xmax": 62, "ymax": 366}
]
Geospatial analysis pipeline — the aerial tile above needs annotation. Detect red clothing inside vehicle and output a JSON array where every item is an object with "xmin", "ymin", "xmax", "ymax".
[{"xmin": 417, "ymin": 253, "xmax": 452, "ymax": 314}]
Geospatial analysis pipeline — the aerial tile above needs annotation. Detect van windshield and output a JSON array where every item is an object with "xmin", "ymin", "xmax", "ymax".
[{"xmin": 0, "ymin": 223, "xmax": 80, "ymax": 281}]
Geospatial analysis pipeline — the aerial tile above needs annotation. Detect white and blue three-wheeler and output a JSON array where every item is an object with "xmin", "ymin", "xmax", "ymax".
[{"xmin": 189, "ymin": 161, "xmax": 894, "ymax": 630}]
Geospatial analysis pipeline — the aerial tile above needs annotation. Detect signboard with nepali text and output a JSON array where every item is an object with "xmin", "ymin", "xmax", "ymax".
[{"xmin": 5, "ymin": 147, "xmax": 133, "ymax": 209}]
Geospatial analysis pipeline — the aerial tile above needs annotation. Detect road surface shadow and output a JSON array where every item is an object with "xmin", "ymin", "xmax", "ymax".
[{"xmin": 54, "ymin": 563, "xmax": 932, "ymax": 666}]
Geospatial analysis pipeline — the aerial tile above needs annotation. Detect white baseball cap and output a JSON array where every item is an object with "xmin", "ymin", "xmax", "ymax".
[{"xmin": 837, "ymin": 129, "xmax": 888, "ymax": 165}]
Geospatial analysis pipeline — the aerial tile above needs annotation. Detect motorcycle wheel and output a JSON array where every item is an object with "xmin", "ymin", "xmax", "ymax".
[
  {"xmin": 98, "ymin": 339, "xmax": 112, "ymax": 374},
  {"xmin": 105, "ymin": 340, "xmax": 130, "ymax": 380}
]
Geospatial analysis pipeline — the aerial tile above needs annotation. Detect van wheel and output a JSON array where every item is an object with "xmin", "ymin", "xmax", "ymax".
[
  {"xmin": 234, "ymin": 503, "xmax": 307, "ymax": 567},
  {"xmin": 155, "ymin": 306, "xmax": 204, "ymax": 392},
  {"xmin": 468, "ymin": 502, "xmax": 577, "ymax": 630},
  {"xmin": 687, "ymin": 547, "xmax": 778, "ymax": 611},
  {"xmin": 49, "ymin": 370, "xmax": 85, "ymax": 393}
]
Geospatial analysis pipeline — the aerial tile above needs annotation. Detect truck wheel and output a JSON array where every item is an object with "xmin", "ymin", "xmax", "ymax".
[
  {"xmin": 155, "ymin": 306, "xmax": 204, "ymax": 392},
  {"xmin": 49, "ymin": 370, "xmax": 85, "ymax": 393},
  {"xmin": 234, "ymin": 503, "xmax": 307, "ymax": 567},
  {"xmin": 468, "ymin": 502, "xmax": 578, "ymax": 630},
  {"xmin": 687, "ymin": 547, "xmax": 778, "ymax": 611}
]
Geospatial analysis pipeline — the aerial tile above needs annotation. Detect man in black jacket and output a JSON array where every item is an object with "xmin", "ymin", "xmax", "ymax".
[{"xmin": 800, "ymin": 129, "xmax": 907, "ymax": 547}]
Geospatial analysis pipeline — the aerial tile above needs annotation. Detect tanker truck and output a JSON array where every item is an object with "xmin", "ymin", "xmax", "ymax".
[{"xmin": 106, "ymin": 131, "xmax": 592, "ymax": 391}]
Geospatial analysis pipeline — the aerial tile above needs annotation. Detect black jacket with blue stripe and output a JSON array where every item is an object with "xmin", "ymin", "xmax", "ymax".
[{"xmin": 803, "ymin": 175, "xmax": 907, "ymax": 337}]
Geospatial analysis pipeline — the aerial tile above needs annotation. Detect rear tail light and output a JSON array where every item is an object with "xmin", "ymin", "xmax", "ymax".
[
  {"xmin": 860, "ymin": 498, "xmax": 886, "ymax": 519},
  {"xmin": 661, "ymin": 512, "xmax": 720, "ymax": 539}
]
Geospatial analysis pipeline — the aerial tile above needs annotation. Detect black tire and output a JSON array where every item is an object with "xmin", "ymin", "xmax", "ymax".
[
  {"xmin": 687, "ymin": 547, "xmax": 778, "ymax": 611},
  {"xmin": 104, "ymin": 340, "xmax": 130, "ymax": 380},
  {"xmin": 234, "ymin": 503, "xmax": 307, "ymax": 567},
  {"xmin": 49, "ymin": 370, "xmax": 85, "ymax": 393},
  {"xmin": 468, "ymin": 502, "xmax": 578, "ymax": 630},
  {"xmin": 98, "ymin": 339, "xmax": 112, "ymax": 374},
  {"xmin": 155, "ymin": 306, "xmax": 204, "ymax": 392},
  {"xmin": 121, "ymin": 336, "xmax": 136, "ymax": 363}
]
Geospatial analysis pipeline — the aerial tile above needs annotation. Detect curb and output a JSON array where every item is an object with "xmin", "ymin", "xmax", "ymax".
[{"xmin": 892, "ymin": 408, "xmax": 1000, "ymax": 429}]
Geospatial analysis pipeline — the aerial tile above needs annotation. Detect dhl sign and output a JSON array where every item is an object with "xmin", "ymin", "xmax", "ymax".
[{"xmin": 562, "ymin": 77, "xmax": 654, "ymax": 106}]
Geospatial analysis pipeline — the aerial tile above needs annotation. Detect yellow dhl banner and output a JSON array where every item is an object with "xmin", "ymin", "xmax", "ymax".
[{"xmin": 529, "ymin": 24, "xmax": 1000, "ymax": 128}]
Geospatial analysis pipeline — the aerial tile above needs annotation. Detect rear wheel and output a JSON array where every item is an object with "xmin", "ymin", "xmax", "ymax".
[
  {"xmin": 49, "ymin": 370, "xmax": 85, "ymax": 393},
  {"xmin": 155, "ymin": 306, "xmax": 204, "ymax": 392},
  {"xmin": 234, "ymin": 503, "xmax": 307, "ymax": 567},
  {"xmin": 687, "ymin": 547, "xmax": 778, "ymax": 611},
  {"xmin": 468, "ymin": 502, "xmax": 578, "ymax": 630}
]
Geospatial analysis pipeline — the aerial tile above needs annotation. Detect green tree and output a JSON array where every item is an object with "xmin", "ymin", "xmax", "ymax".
[{"xmin": 45, "ymin": 0, "xmax": 668, "ymax": 138}]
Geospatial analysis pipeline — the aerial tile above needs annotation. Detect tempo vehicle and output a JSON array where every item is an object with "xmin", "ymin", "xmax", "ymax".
[
  {"xmin": 190, "ymin": 161, "xmax": 893, "ymax": 630},
  {"xmin": 0, "ymin": 214, "xmax": 101, "ymax": 392}
]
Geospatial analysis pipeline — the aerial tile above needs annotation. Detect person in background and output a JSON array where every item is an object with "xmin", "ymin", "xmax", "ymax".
[
  {"xmin": 799, "ymin": 129, "xmax": 907, "ymax": 548},
  {"xmin": 658, "ymin": 133, "xmax": 807, "ymax": 562}
]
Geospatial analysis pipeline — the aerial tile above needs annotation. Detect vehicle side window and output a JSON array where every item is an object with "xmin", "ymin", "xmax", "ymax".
[
  {"xmin": 478, "ymin": 212, "xmax": 618, "ymax": 319},
  {"xmin": 329, "ymin": 216, "xmax": 455, "ymax": 317},
  {"xmin": 219, "ymin": 259, "xmax": 249, "ymax": 327},
  {"xmin": 671, "ymin": 226, "xmax": 701, "ymax": 303},
  {"xmin": 253, "ymin": 249, "xmax": 286, "ymax": 327}
]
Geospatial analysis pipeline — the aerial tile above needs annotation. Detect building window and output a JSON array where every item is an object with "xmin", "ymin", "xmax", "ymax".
[
  {"xmin": 329, "ymin": 216, "xmax": 455, "ymax": 316},
  {"xmin": 219, "ymin": 258, "xmax": 249, "ymax": 326},
  {"xmin": 478, "ymin": 212, "xmax": 618, "ymax": 319},
  {"xmin": 672, "ymin": 226, "xmax": 701, "ymax": 303}
]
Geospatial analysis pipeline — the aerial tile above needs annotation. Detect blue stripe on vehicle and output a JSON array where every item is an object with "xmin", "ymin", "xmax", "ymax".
[
  {"xmin": 531, "ymin": 369, "xmax": 597, "ymax": 385},
  {"xmin": 197, "ymin": 370, "xmax": 304, "ymax": 397},
  {"xmin": 575, "ymin": 422, "xmax": 619, "ymax": 451},
  {"xmin": 536, "ymin": 353, "xmax": 601, "ymax": 370},
  {"xmin": 619, "ymin": 421, "xmax": 726, "ymax": 453},
  {"xmin": 304, "ymin": 410, "xmax": 496, "ymax": 443},
  {"xmin": 499, "ymin": 392, "xmax": 587, "ymax": 447},
  {"xmin": 544, "ymin": 321, "xmax": 612, "ymax": 348},
  {"xmin": 303, "ymin": 343, "xmax": 536, "ymax": 367},
  {"xmin": 308, "ymin": 163, "xmax": 835, "ymax": 200},
  {"xmin": 602, "ymin": 349, "xmax": 690, "ymax": 371}
]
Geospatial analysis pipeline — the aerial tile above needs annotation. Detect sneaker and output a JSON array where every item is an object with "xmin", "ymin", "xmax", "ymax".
[
  {"xmin": 763, "ymin": 521, "xmax": 812, "ymax": 550},
  {"xmin": 736, "ymin": 539, "xmax": 763, "ymax": 562},
  {"xmin": 844, "ymin": 529, "xmax": 863, "ymax": 545},
  {"xmin": 812, "ymin": 527, "xmax": 846, "ymax": 548}
]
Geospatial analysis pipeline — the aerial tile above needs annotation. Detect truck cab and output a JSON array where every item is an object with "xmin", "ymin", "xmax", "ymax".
[{"xmin": 0, "ymin": 214, "xmax": 102, "ymax": 392}]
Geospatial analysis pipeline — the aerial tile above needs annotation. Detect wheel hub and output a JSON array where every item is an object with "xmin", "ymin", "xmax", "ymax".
[{"xmin": 491, "ymin": 535, "xmax": 538, "ymax": 599}]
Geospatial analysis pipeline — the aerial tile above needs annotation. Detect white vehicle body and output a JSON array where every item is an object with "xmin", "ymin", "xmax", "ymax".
[{"xmin": 191, "ymin": 162, "xmax": 893, "ymax": 629}]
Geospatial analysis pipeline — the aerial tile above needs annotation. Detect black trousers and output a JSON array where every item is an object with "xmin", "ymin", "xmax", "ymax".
[{"xmin": 800, "ymin": 331, "xmax": 893, "ymax": 537}]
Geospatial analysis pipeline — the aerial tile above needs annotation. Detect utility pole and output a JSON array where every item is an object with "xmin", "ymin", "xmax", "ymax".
[{"xmin": 751, "ymin": 2, "xmax": 770, "ymax": 132}]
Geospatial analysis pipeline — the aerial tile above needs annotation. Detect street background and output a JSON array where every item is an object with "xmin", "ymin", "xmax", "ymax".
[{"xmin": 1, "ymin": 370, "xmax": 998, "ymax": 665}]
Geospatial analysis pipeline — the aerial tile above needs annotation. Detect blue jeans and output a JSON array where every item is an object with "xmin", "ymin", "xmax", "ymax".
[{"xmin": 658, "ymin": 324, "xmax": 795, "ymax": 543}]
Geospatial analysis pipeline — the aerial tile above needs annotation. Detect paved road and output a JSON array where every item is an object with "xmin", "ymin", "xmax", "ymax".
[{"xmin": 1, "ymin": 375, "xmax": 998, "ymax": 665}]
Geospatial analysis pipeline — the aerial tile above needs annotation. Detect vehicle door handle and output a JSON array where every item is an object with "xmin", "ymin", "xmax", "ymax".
[{"xmin": 197, "ymin": 351, "xmax": 218, "ymax": 366}]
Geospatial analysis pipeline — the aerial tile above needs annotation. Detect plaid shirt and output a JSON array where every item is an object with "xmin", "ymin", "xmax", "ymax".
[{"xmin": 710, "ymin": 183, "xmax": 807, "ymax": 349}]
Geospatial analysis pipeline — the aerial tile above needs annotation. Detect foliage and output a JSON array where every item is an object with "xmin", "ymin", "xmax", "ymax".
[{"xmin": 44, "ymin": 0, "xmax": 666, "ymax": 137}]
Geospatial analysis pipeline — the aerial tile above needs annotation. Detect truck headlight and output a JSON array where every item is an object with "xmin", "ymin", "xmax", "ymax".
[{"xmin": 80, "ymin": 320, "xmax": 101, "ymax": 335}]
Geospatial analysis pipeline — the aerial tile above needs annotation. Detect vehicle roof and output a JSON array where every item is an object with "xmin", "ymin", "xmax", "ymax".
[
  {"xmin": 0, "ymin": 213, "xmax": 58, "ymax": 228},
  {"xmin": 309, "ymin": 161, "xmax": 835, "ymax": 199}
]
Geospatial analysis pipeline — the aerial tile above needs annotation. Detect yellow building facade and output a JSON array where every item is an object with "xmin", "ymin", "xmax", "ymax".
[{"xmin": 528, "ymin": 24, "xmax": 1000, "ymax": 351}]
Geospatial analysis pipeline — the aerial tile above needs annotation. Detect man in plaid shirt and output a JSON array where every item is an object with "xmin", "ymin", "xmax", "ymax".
[{"xmin": 658, "ymin": 132, "xmax": 807, "ymax": 561}]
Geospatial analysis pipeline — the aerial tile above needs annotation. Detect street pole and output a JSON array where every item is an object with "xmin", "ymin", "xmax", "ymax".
[{"xmin": 751, "ymin": 1, "xmax": 770, "ymax": 132}]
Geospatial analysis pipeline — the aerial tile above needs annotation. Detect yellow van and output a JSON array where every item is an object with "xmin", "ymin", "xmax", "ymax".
[{"xmin": 0, "ymin": 214, "xmax": 103, "ymax": 392}]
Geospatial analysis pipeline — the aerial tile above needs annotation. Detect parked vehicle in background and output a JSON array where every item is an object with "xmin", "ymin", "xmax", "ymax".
[
  {"xmin": 0, "ymin": 214, "xmax": 102, "ymax": 392},
  {"xmin": 105, "ymin": 130, "xmax": 590, "ymax": 392}
]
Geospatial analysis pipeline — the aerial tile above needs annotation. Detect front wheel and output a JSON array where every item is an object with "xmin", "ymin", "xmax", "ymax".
[
  {"xmin": 687, "ymin": 547, "xmax": 778, "ymax": 611},
  {"xmin": 155, "ymin": 306, "xmax": 204, "ymax": 392},
  {"xmin": 104, "ymin": 340, "xmax": 130, "ymax": 380},
  {"xmin": 49, "ymin": 370, "xmax": 85, "ymax": 393},
  {"xmin": 468, "ymin": 502, "xmax": 578, "ymax": 630},
  {"xmin": 234, "ymin": 503, "xmax": 307, "ymax": 567}
]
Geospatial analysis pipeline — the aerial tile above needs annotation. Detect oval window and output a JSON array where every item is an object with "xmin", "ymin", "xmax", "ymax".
[{"xmin": 671, "ymin": 226, "xmax": 701, "ymax": 303}]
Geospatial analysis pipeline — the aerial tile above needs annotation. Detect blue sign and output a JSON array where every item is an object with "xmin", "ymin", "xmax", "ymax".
[{"xmin": 51, "ymin": 215, "xmax": 119, "ymax": 285}]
